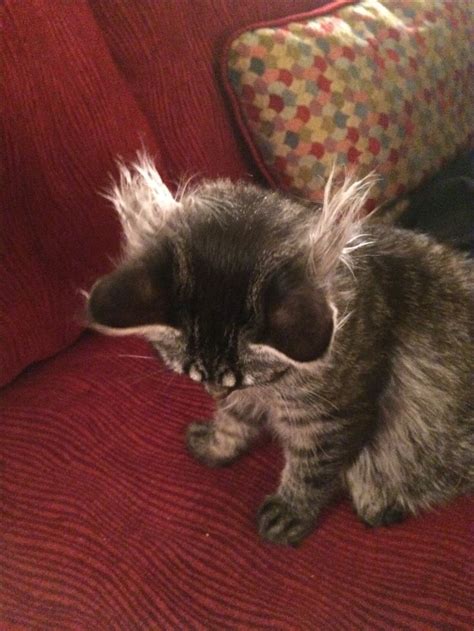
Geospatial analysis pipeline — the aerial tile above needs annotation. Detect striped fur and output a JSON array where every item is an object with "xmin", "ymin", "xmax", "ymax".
[{"xmin": 89, "ymin": 155, "xmax": 474, "ymax": 546}]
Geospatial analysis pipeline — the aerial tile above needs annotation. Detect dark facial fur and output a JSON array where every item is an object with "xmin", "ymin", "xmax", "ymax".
[{"xmin": 88, "ymin": 155, "xmax": 474, "ymax": 546}]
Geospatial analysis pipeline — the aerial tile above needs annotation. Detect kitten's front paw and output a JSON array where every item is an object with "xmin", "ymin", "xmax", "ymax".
[
  {"xmin": 257, "ymin": 495, "xmax": 315, "ymax": 547},
  {"xmin": 186, "ymin": 421, "xmax": 243, "ymax": 467}
]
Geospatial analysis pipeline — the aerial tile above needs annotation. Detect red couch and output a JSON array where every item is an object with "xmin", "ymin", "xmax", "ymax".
[{"xmin": 1, "ymin": 1, "xmax": 472, "ymax": 628}]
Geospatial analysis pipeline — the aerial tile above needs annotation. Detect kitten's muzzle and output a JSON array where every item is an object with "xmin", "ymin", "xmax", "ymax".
[{"xmin": 205, "ymin": 384, "xmax": 234, "ymax": 400}]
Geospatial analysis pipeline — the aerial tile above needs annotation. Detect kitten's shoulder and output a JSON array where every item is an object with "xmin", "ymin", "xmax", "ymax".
[
  {"xmin": 364, "ymin": 223, "xmax": 473, "ymax": 277},
  {"xmin": 345, "ymin": 224, "xmax": 473, "ymax": 321}
]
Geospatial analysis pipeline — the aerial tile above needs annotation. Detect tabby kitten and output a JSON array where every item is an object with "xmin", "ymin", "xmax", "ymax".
[{"xmin": 88, "ymin": 155, "xmax": 473, "ymax": 546}]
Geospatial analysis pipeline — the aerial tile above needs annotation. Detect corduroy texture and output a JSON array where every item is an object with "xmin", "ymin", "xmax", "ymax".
[
  {"xmin": 2, "ymin": 333, "xmax": 473, "ymax": 630},
  {"xmin": 0, "ymin": 0, "xmax": 161, "ymax": 387},
  {"xmin": 225, "ymin": 0, "xmax": 474, "ymax": 210},
  {"xmin": 0, "ymin": 0, "xmax": 320, "ymax": 387}
]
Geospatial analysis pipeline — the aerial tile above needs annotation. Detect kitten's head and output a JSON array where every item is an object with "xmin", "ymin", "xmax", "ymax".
[{"xmin": 87, "ymin": 154, "xmax": 372, "ymax": 398}]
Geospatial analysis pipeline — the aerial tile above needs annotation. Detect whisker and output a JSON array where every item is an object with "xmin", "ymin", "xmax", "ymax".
[
  {"xmin": 128, "ymin": 368, "xmax": 170, "ymax": 386},
  {"xmin": 117, "ymin": 354, "xmax": 157, "ymax": 360}
]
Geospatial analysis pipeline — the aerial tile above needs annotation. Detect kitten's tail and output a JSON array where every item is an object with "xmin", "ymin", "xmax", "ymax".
[{"xmin": 308, "ymin": 169, "xmax": 377, "ymax": 280}]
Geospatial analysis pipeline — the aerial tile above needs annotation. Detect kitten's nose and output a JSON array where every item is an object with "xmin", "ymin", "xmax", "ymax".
[{"xmin": 206, "ymin": 384, "xmax": 231, "ymax": 400}]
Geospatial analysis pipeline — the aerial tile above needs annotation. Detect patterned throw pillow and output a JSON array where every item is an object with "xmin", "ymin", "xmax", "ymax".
[{"xmin": 225, "ymin": 0, "xmax": 474, "ymax": 210}]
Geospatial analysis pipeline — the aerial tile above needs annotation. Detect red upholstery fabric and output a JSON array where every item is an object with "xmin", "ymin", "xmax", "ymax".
[
  {"xmin": 0, "ymin": 1, "xmax": 162, "ymax": 386},
  {"xmin": 0, "ymin": 0, "xmax": 320, "ymax": 387},
  {"xmin": 2, "ymin": 334, "xmax": 473, "ymax": 629}
]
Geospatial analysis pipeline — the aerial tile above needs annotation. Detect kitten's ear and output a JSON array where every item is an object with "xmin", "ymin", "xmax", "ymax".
[
  {"xmin": 87, "ymin": 263, "xmax": 172, "ymax": 331},
  {"xmin": 262, "ymin": 272, "xmax": 334, "ymax": 363}
]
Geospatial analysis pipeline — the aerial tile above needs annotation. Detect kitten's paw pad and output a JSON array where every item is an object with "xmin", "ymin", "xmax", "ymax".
[
  {"xmin": 186, "ymin": 421, "xmax": 241, "ymax": 467},
  {"xmin": 257, "ymin": 495, "xmax": 314, "ymax": 547},
  {"xmin": 360, "ymin": 505, "xmax": 408, "ymax": 528}
]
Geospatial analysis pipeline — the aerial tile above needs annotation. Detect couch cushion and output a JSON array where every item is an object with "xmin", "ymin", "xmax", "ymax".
[
  {"xmin": 0, "ymin": 0, "xmax": 327, "ymax": 388},
  {"xmin": 224, "ymin": 0, "xmax": 474, "ymax": 210},
  {"xmin": 1, "ymin": 333, "xmax": 472, "ymax": 628},
  {"xmin": 0, "ymin": 0, "xmax": 162, "ymax": 387},
  {"xmin": 89, "ymin": 0, "xmax": 329, "ymax": 181}
]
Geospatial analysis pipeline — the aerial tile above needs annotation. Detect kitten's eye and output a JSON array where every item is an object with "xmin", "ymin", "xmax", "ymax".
[{"xmin": 268, "ymin": 367, "xmax": 290, "ymax": 383}]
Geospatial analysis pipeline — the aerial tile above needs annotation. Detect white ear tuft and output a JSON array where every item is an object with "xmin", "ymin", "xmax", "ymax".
[
  {"xmin": 104, "ymin": 152, "xmax": 180, "ymax": 257},
  {"xmin": 309, "ymin": 168, "xmax": 377, "ymax": 279}
]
